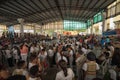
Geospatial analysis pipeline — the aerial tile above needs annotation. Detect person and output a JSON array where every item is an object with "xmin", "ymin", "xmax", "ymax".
[
  {"xmin": 76, "ymin": 49, "xmax": 86, "ymax": 80},
  {"xmin": 105, "ymin": 36, "xmax": 110, "ymax": 45},
  {"xmin": 47, "ymin": 46, "xmax": 54, "ymax": 67},
  {"xmin": 67, "ymin": 46, "xmax": 74, "ymax": 69},
  {"xmin": 56, "ymin": 47, "xmax": 68, "ymax": 65},
  {"xmin": 30, "ymin": 43, "xmax": 39, "ymax": 54},
  {"xmin": 111, "ymin": 47, "xmax": 120, "ymax": 66},
  {"xmin": 0, "ymin": 64, "xmax": 9, "ymax": 80},
  {"xmin": 82, "ymin": 52, "xmax": 100, "ymax": 80},
  {"xmin": 12, "ymin": 46, "xmax": 21, "ymax": 64},
  {"xmin": 55, "ymin": 60, "xmax": 74, "ymax": 80},
  {"xmin": 100, "ymin": 37, "xmax": 105, "ymax": 49},
  {"xmin": 20, "ymin": 43, "xmax": 28, "ymax": 62},
  {"xmin": 12, "ymin": 60, "xmax": 28, "ymax": 77},
  {"xmin": 28, "ymin": 65, "xmax": 41, "ymax": 80},
  {"xmin": 5, "ymin": 45, "xmax": 14, "ymax": 67},
  {"xmin": 38, "ymin": 48, "xmax": 48, "ymax": 70},
  {"xmin": 29, "ymin": 54, "xmax": 42, "ymax": 71},
  {"xmin": 111, "ymin": 47, "xmax": 120, "ymax": 80}
]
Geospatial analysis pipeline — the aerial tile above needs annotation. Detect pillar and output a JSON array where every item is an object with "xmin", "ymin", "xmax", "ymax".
[
  {"xmin": 90, "ymin": 19, "xmax": 93, "ymax": 34},
  {"xmin": 102, "ymin": 11, "xmax": 107, "ymax": 34},
  {"xmin": 34, "ymin": 26, "xmax": 36, "ymax": 34},
  {"xmin": 40, "ymin": 25, "xmax": 43, "ymax": 34},
  {"xmin": 17, "ymin": 18, "xmax": 24, "ymax": 36}
]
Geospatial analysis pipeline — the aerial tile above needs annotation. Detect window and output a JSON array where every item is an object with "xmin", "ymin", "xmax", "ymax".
[
  {"xmin": 93, "ymin": 12, "xmax": 103, "ymax": 24},
  {"xmin": 63, "ymin": 20, "xmax": 87, "ymax": 30},
  {"xmin": 116, "ymin": 2, "xmax": 120, "ymax": 14}
]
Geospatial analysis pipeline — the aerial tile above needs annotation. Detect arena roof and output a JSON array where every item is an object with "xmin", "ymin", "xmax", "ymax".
[{"xmin": 0, "ymin": 0, "xmax": 116, "ymax": 25}]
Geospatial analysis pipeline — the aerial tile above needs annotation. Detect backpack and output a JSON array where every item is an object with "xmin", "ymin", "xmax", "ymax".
[{"xmin": 86, "ymin": 62, "xmax": 97, "ymax": 75}]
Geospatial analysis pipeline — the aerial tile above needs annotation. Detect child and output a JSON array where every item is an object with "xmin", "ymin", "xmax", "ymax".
[{"xmin": 82, "ymin": 52, "xmax": 100, "ymax": 80}]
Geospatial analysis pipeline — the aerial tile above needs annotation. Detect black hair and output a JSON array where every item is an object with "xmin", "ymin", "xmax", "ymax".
[
  {"xmin": 17, "ymin": 60, "xmax": 25, "ymax": 69},
  {"xmin": 29, "ymin": 65, "xmax": 39, "ymax": 77},
  {"xmin": 29, "ymin": 54, "xmax": 37, "ymax": 62},
  {"xmin": 104, "ymin": 51, "xmax": 110, "ymax": 59},
  {"xmin": 92, "ymin": 78, "xmax": 102, "ymax": 80},
  {"xmin": 78, "ymin": 49, "xmax": 83, "ymax": 55},
  {"xmin": 7, "ymin": 75, "xmax": 26, "ymax": 80},
  {"xmin": 58, "ymin": 60, "xmax": 68, "ymax": 77},
  {"xmin": 42, "ymin": 48, "xmax": 45, "ymax": 51},
  {"xmin": 87, "ymin": 52, "xmax": 96, "ymax": 61}
]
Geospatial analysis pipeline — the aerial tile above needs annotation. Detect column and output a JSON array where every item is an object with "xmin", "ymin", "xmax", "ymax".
[
  {"xmin": 33, "ymin": 25, "xmax": 36, "ymax": 34},
  {"xmin": 102, "ymin": 11, "xmax": 107, "ymax": 34},
  {"xmin": 17, "ymin": 18, "xmax": 24, "ymax": 36},
  {"xmin": 40, "ymin": 25, "xmax": 43, "ymax": 34},
  {"xmin": 90, "ymin": 19, "xmax": 93, "ymax": 34}
]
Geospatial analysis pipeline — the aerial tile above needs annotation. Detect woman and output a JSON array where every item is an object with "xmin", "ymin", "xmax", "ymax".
[
  {"xmin": 55, "ymin": 60, "xmax": 74, "ymax": 80},
  {"xmin": 20, "ymin": 43, "xmax": 28, "ymax": 62}
]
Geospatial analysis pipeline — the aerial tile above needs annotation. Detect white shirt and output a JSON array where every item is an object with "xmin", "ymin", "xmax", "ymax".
[
  {"xmin": 34, "ymin": 46, "xmax": 39, "ymax": 53},
  {"xmin": 81, "ymin": 47, "xmax": 87, "ymax": 54},
  {"xmin": 13, "ymin": 49, "xmax": 19, "ymax": 59},
  {"xmin": 6, "ymin": 49, "xmax": 12, "ymax": 58},
  {"xmin": 55, "ymin": 68, "xmax": 74, "ymax": 80},
  {"xmin": 69, "ymin": 50, "xmax": 74, "ymax": 57},
  {"xmin": 29, "ymin": 63, "xmax": 36, "ymax": 69},
  {"xmin": 109, "ymin": 69, "xmax": 117, "ymax": 80},
  {"xmin": 38, "ymin": 51, "xmax": 47, "ymax": 62},
  {"xmin": 30, "ymin": 47, "xmax": 35, "ymax": 53},
  {"xmin": 56, "ymin": 52, "xmax": 61, "ymax": 62},
  {"xmin": 58, "ymin": 56, "xmax": 68, "ymax": 63}
]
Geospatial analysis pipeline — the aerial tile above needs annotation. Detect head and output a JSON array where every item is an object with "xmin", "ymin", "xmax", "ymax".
[
  {"xmin": 92, "ymin": 78, "xmax": 102, "ymax": 80},
  {"xmin": 17, "ymin": 60, "xmax": 26, "ymax": 69},
  {"xmin": 67, "ymin": 46, "xmax": 72, "ymax": 51},
  {"xmin": 49, "ymin": 45, "xmax": 53, "ymax": 50},
  {"xmin": 29, "ymin": 65, "xmax": 39, "ymax": 77},
  {"xmin": 87, "ymin": 52, "xmax": 96, "ymax": 61},
  {"xmin": 58, "ymin": 60, "xmax": 68, "ymax": 77},
  {"xmin": 7, "ymin": 75, "xmax": 26, "ymax": 80},
  {"xmin": 30, "ymin": 54, "xmax": 38, "ymax": 63},
  {"xmin": 78, "ymin": 49, "xmax": 83, "ymax": 55},
  {"xmin": 104, "ymin": 51, "xmax": 110, "ymax": 59},
  {"xmin": 42, "ymin": 48, "xmax": 45, "ymax": 53}
]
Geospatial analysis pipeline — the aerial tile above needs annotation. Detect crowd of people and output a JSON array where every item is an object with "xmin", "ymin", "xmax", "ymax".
[{"xmin": 0, "ymin": 32, "xmax": 120, "ymax": 80}]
